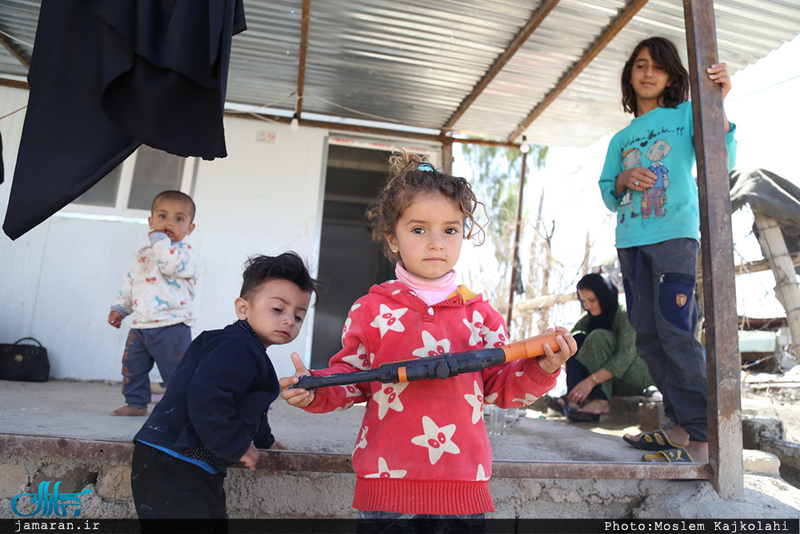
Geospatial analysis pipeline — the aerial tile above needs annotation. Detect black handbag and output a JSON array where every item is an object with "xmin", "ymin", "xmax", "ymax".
[{"xmin": 0, "ymin": 337, "xmax": 50, "ymax": 382}]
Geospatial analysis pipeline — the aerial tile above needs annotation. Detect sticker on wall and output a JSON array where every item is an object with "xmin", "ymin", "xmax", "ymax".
[{"xmin": 256, "ymin": 131, "xmax": 277, "ymax": 143}]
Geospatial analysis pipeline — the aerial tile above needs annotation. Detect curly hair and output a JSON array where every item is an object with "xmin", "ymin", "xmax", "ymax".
[
  {"xmin": 365, "ymin": 148, "xmax": 485, "ymax": 262},
  {"xmin": 621, "ymin": 37, "xmax": 689, "ymax": 116}
]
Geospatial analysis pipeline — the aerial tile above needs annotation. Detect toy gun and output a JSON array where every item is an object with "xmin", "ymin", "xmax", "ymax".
[{"xmin": 294, "ymin": 331, "xmax": 559, "ymax": 390}]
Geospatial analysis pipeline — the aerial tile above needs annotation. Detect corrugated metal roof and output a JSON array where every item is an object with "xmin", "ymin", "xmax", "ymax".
[{"xmin": 0, "ymin": 0, "xmax": 797, "ymax": 148}]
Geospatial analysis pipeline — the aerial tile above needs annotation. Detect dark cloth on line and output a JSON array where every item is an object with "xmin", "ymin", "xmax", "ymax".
[{"xmin": 3, "ymin": 0, "xmax": 246, "ymax": 240}]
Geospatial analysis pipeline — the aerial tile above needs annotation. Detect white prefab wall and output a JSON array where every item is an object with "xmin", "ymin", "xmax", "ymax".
[{"xmin": 0, "ymin": 85, "xmax": 327, "ymax": 384}]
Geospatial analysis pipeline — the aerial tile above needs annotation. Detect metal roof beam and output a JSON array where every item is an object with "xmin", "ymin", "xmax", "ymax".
[
  {"xmin": 507, "ymin": 0, "xmax": 650, "ymax": 142},
  {"xmin": 0, "ymin": 76, "xmax": 28, "ymax": 90},
  {"xmin": 226, "ymin": 110, "xmax": 525, "ymax": 149},
  {"xmin": 0, "ymin": 31, "xmax": 30, "ymax": 70},
  {"xmin": 441, "ymin": 0, "xmax": 561, "ymax": 132},
  {"xmin": 294, "ymin": 0, "xmax": 311, "ymax": 118}
]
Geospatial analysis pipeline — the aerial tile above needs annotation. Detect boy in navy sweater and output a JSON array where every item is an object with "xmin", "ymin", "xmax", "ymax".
[{"xmin": 131, "ymin": 252, "xmax": 320, "ymax": 527}]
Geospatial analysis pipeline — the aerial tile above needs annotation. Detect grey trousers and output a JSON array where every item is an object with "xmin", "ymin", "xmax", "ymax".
[
  {"xmin": 618, "ymin": 239, "xmax": 708, "ymax": 442},
  {"xmin": 121, "ymin": 323, "xmax": 191, "ymax": 409}
]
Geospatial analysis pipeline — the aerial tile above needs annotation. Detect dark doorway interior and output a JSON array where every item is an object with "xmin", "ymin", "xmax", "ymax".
[{"xmin": 311, "ymin": 145, "xmax": 394, "ymax": 369}]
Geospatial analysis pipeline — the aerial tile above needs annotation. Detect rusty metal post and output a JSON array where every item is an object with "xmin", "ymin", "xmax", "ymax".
[
  {"xmin": 683, "ymin": 0, "xmax": 743, "ymax": 498},
  {"xmin": 506, "ymin": 151, "xmax": 528, "ymax": 329}
]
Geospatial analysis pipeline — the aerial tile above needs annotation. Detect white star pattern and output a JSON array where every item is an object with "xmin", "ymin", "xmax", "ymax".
[
  {"xmin": 342, "ymin": 343, "xmax": 370, "ymax": 370},
  {"xmin": 341, "ymin": 304, "xmax": 361, "ymax": 343},
  {"xmin": 333, "ymin": 401, "xmax": 355, "ymax": 411},
  {"xmin": 411, "ymin": 331, "xmax": 451, "ymax": 358},
  {"xmin": 512, "ymin": 393, "xmax": 539, "ymax": 405},
  {"xmin": 373, "ymin": 382, "xmax": 409, "ymax": 419},
  {"xmin": 482, "ymin": 325, "xmax": 508, "ymax": 348},
  {"xmin": 355, "ymin": 426, "xmax": 368, "ymax": 451},
  {"xmin": 462, "ymin": 311, "xmax": 485, "ymax": 346},
  {"xmin": 476, "ymin": 464, "xmax": 490, "ymax": 481},
  {"xmin": 370, "ymin": 304, "xmax": 408, "ymax": 338},
  {"xmin": 411, "ymin": 416, "xmax": 460, "ymax": 465},
  {"xmin": 342, "ymin": 384, "xmax": 361, "ymax": 398},
  {"xmin": 464, "ymin": 381, "xmax": 484, "ymax": 424},
  {"xmin": 341, "ymin": 317, "xmax": 351, "ymax": 344},
  {"xmin": 485, "ymin": 392, "xmax": 498, "ymax": 404},
  {"xmin": 364, "ymin": 457, "xmax": 407, "ymax": 479}
]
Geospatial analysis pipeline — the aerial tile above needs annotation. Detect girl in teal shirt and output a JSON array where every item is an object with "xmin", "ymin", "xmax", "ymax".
[{"xmin": 598, "ymin": 37, "xmax": 736, "ymax": 463}]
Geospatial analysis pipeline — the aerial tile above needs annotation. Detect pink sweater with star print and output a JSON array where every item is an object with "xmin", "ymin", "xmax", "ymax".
[{"xmin": 303, "ymin": 280, "xmax": 560, "ymax": 514}]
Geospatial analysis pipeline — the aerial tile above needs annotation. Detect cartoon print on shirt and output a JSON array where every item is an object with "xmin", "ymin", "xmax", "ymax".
[
  {"xmin": 412, "ymin": 331, "xmax": 451, "ymax": 358},
  {"xmin": 373, "ymin": 381, "xmax": 410, "ymax": 420},
  {"xmin": 410, "ymin": 415, "xmax": 460, "ymax": 465},
  {"xmin": 476, "ymin": 464, "xmax": 490, "ymax": 481},
  {"xmin": 355, "ymin": 426, "xmax": 369, "ymax": 451},
  {"xmin": 642, "ymin": 139, "xmax": 671, "ymax": 218},
  {"xmin": 364, "ymin": 457, "xmax": 407, "ymax": 479},
  {"xmin": 342, "ymin": 343, "xmax": 370, "ymax": 370},
  {"xmin": 462, "ymin": 310, "xmax": 485, "ymax": 346},
  {"xmin": 464, "ymin": 380, "xmax": 485, "ymax": 424},
  {"xmin": 370, "ymin": 304, "xmax": 408, "ymax": 337},
  {"xmin": 619, "ymin": 148, "xmax": 641, "ymax": 223},
  {"xmin": 482, "ymin": 323, "xmax": 507, "ymax": 348}
]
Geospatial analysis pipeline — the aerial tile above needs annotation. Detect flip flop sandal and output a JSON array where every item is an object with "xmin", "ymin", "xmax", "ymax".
[
  {"xmin": 643, "ymin": 448, "xmax": 695, "ymax": 463},
  {"xmin": 546, "ymin": 394, "xmax": 571, "ymax": 416},
  {"xmin": 622, "ymin": 428, "xmax": 680, "ymax": 452}
]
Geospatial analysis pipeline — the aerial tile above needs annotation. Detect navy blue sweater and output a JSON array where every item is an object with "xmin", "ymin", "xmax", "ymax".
[{"xmin": 134, "ymin": 321, "xmax": 279, "ymax": 469}]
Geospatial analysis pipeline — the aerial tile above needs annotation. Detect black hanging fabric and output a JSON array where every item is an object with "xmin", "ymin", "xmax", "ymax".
[{"xmin": 3, "ymin": 0, "xmax": 246, "ymax": 240}]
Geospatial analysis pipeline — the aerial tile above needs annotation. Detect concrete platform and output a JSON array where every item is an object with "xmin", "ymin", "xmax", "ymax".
[{"xmin": 1, "ymin": 379, "xmax": 799, "ymax": 520}]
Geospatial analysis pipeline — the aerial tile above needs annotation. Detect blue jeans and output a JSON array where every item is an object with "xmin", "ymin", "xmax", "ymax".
[
  {"xmin": 121, "ymin": 323, "xmax": 191, "ymax": 409},
  {"xmin": 618, "ymin": 239, "xmax": 708, "ymax": 442},
  {"xmin": 357, "ymin": 510, "xmax": 485, "ymax": 534}
]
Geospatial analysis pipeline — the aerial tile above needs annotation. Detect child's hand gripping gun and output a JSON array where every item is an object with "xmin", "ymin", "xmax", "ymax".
[{"xmin": 294, "ymin": 332, "xmax": 559, "ymax": 390}]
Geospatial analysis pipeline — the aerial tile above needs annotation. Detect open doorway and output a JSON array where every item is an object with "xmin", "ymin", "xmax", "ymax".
[{"xmin": 310, "ymin": 144, "xmax": 395, "ymax": 368}]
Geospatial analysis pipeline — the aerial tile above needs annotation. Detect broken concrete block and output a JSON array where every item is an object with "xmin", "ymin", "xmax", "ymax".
[
  {"xmin": 742, "ymin": 416, "xmax": 784, "ymax": 449},
  {"xmin": 743, "ymin": 449, "xmax": 781, "ymax": 476},
  {"xmin": 96, "ymin": 465, "xmax": 132, "ymax": 501},
  {"xmin": 0, "ymin": 464, "xmax": 28, "ymax": 498}
]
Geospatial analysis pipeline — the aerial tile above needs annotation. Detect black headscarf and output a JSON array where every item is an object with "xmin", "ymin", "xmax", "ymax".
[{"xmin": 576, "ymin": 273, "xmax": 619, "ymax": 333}]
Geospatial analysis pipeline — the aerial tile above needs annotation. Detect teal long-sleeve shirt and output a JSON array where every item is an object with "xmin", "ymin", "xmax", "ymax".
[{"xmin": 599, "ymin": 101, "xmax": 737, "ymax": 249}]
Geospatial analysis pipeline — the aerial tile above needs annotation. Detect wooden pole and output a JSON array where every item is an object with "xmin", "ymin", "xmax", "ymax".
[
  {"xmin": 753, "ymin": 213, "xmax": 800, "ymax": 358},
  {"xmin": 683, "ymin": 0, "xmax": 743, "ymax": 498},
  {"xmin": 506, "ymin": 151, "xmax": 528, "ymax": 329}
]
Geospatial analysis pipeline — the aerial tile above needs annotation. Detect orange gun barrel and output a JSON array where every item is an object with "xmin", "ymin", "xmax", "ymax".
[{"xmin": 500, "ymin": 332, "xmax": 559, "ymax": 363}]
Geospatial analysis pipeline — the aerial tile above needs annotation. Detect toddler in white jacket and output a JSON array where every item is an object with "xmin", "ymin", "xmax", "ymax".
[{"xmin": 108, "ymin": 190, "xmax": 197, "ymax": 416}]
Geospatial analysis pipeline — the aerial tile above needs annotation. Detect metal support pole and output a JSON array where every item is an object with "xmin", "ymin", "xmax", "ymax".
[
  {"xmin": 683, "ymin": 0, "xmax": 743, "ymax": 498},
  {"xmin": 506, "ymin": 152, "xmax": 528, "ymax": 329},
  {"xmin": 442, "ymin": 139, "xmax": 454, "ymax": 176}
]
